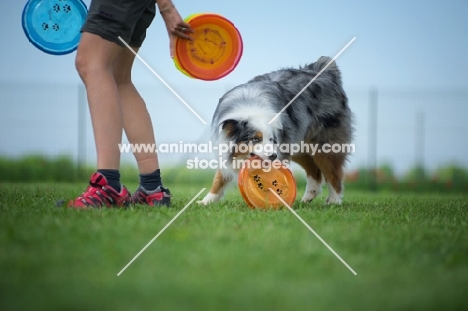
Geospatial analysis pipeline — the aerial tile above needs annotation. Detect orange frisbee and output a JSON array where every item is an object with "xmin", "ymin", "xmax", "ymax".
[
  {"xmin": 175, "ymin": 13, "xmax": 243, "ymax": 81},
  {"xmin": 172, "ymin": 13, "xmax": 202, "ymax": 78},
  {"xmin": 238, "ymin": 157, "xmax": 297, "ymax": 209},
  {"xmin": 173, "ymin": 52, "xmax": 194, "ymax": 78}
]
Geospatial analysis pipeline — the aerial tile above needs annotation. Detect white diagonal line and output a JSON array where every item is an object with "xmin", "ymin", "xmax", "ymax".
[
  {"xmin": 269, "ymin": 188, "xmax": 357, "ymax": 275},
  {"xmin": 269, "ymin": 37, "xmax": 356, "ymax": 124},
  {"xmin": 117, "ymin": 188, "xmax": 206, "ymax": 276},
  {"xmin": 118, "ymin": 37, "xmax": 207, "ymax": 125}
]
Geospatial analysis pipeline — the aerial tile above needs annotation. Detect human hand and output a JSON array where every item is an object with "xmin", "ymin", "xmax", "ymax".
[{"xmin": 159, "ymin": 5, "xmax": 194, "ymax": 58}]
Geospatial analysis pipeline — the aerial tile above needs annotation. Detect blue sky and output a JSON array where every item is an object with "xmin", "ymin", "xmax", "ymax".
[{"xmin": 1, "ymin": 0, "xmax": 468, "ymax": 175}]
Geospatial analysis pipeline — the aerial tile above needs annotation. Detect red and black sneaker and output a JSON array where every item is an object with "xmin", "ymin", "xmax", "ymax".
[
  {"xmin": 131, "ymin": 185, "xmax": 172, "ymax": 207},
  {"xmin": 68, "ymin": 172, "xmax": 131, "ymax": 209}
]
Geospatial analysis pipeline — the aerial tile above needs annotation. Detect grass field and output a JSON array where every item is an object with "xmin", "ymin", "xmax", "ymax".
[{"xmin": 1, "ymin": 182, "xmax": 467, "ymax": 311}]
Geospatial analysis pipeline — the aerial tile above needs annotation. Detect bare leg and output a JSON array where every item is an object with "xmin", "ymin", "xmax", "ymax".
[
  {"xmin": 112, "ymin": 46, "xmax": 159, "ymax": 174},
  {"xmin": 75, "ymin": 33, "xmax": 123, "ymax": 170},
  {"xmin": 292, "ymin": 154, "xmax": 323, "ymax": 202}
]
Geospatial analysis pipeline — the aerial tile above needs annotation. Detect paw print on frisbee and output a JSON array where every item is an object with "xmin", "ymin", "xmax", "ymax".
[
  {"xmin": 22, "ymin": 0, "xmax": 88, "ymax": 55},
  {"xmin": 174, "ymin": 13, "xmax": 243, "ymax": 81},
  {"xmin": 238, "ymin": 156, "xmax": 297, "ymax": 210}
]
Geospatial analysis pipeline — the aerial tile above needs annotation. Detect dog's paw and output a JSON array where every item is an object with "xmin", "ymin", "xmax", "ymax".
[
  {"xmin": 301, "ymin": 177, "xmax": 323, "ymax": 203},
  {"xmin": 197, "ymin": 192, "xmax": 220, "ymax": 205},
  {"xmin": 325, "ymin": 184, "xmax": 343, "ymax": 205},
  {"xmin": 301, "ymin": 190, "xmax": 319, "ymax": 203},
  {"xmin": 325, "ymin": 196, "xmax": 342, "ymax": 205}
]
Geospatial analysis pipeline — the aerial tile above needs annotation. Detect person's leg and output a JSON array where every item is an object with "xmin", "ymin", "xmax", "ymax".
[
  {"xmin": 112, "ymin": 47, "xmax": 171, "ymax": 206},
  {"xmin": 69, "ymin": 32, "xmax": 132, "ymax": 208},
  {"xmin": 113, "ymin": 47, "xmax": 160, "ymax": 175},
  {"xmin": 75, "ymin": 32, "xmax": 123, "ymax": 171}
]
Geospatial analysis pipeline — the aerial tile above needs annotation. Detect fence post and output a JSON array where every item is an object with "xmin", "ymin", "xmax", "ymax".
[
  {"xmin": 368, "ymin": 88, "xmax": 378, "ymax": 191},
  {"xmin": 415, "ymin": 111, "xmax": 425, "ymax": 179}
]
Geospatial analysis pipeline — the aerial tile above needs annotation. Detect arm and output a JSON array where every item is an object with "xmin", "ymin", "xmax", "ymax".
[
  {"xmin": 156, "ymin": 0, "xmax": 174, "ymax": 13},
  {"xmin": 156, "ymin": 0, "xmax": 193, "ymax": 57}
]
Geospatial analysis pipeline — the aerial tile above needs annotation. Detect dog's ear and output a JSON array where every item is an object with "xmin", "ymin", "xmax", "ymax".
[{"xmin": 219, "ymin": 119, "xmax": 239, "ymax": 137}]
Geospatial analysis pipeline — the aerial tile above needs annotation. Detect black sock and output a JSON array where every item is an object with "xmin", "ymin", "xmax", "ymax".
[
  {"xmin": 97, "ymin": 169, "xmax": 121, "ymax": 193},
  {"xmin": 140, "ymin": 169, "xmax": 162, "ymax": 191}
]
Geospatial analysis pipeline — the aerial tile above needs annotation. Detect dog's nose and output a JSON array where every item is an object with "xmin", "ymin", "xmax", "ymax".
[{"xmin": 268, "ymin": 153, "xmax": 277, "ymax": 161}]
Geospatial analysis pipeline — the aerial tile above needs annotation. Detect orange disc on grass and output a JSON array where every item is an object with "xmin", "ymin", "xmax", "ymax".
[
  {"xmin": 238, "ymin": 156, "xmax": 297, "ymax": 209},
  {"xmin": 175, "ymin": 13, "xmax": 243, "ymax": 81}
]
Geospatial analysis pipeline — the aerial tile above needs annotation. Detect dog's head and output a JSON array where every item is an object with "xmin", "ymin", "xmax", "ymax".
[
  {"xmin": 219, "ymin": 115, "xmax": 281, "ymax": 162},
  {"xmin": 214, "ymin": 83, "xmax": 287, "ymax": 164}
]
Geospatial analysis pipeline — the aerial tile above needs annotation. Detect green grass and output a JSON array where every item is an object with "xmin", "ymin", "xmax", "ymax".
[{"xmin": 1, "ymin": 183, "xmax": 467, "ymax": 311}]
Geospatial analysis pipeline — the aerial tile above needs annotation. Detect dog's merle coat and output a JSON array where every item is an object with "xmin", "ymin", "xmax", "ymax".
[{"xmin": 199, "ymin": 56, "xmax": 354, "ymax": 205}]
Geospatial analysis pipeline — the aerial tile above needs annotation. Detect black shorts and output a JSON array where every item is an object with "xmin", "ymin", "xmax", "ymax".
[{"xmin": 81, "ymin": 0, "xmax": 156, "ymax": 47}]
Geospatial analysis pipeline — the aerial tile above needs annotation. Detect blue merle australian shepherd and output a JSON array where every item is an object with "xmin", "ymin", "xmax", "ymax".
[{"xmin": 198, "ymin": 56, "xmax": 354, "ymax": 205}]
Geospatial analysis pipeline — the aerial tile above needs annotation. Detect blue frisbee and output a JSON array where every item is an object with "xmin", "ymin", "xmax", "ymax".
[{"xmin": 22, "ymin": 0, "xmax": 88, "ymax": 55}]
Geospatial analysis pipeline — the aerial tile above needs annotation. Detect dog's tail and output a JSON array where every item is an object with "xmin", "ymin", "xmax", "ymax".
[{"xmin": 305, "ymin": 56, "xmax": 342, "ymax": 83}]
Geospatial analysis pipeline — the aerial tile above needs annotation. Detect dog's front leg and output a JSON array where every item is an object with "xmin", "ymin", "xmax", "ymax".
[{"xmin": 198, "ymin": 169, "xmax": 232, "ymax": 205}]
